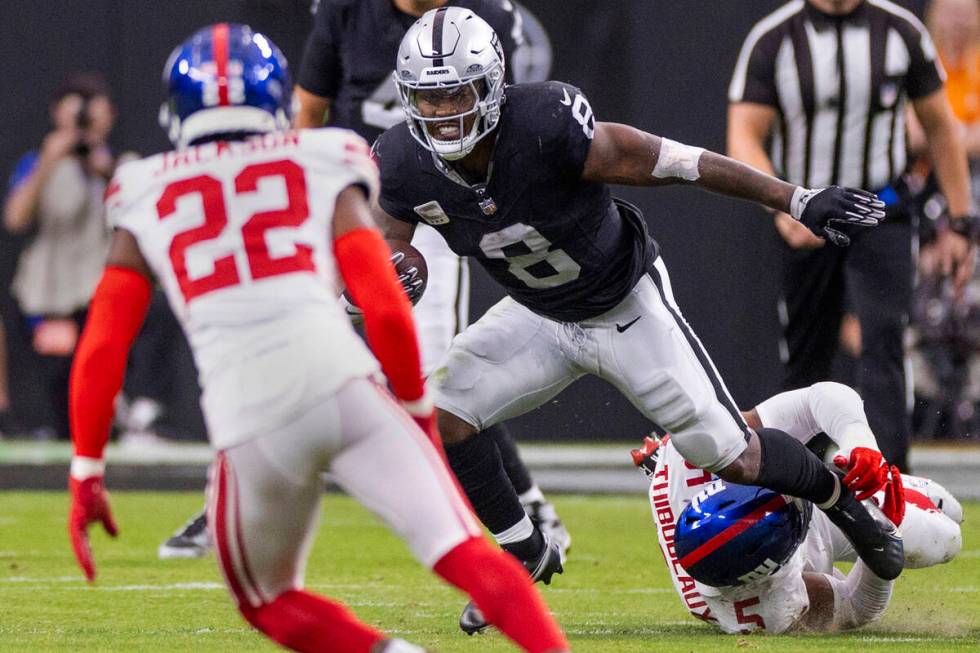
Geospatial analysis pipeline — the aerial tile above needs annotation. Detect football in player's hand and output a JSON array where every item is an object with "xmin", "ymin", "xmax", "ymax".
[{"xmin": 387, "ymin": 239, "xmax": 428, "ymax": 306}]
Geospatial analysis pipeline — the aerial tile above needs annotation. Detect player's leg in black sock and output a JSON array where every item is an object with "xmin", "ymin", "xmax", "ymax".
[
  {"xmin": 486, "ymin": 422, "xmax": 534, "ymax": 495},
  {"xmin": 721, "ymin": 427, "xmax": 903, "ymax": 580},
  {"xmin": 443, "ymin": 433, "xmax": 529, "ymax": 534},
  {"xmin": 439, "ymin": 411, "xmax": 547, "ymax": 564},
  {"xmin": 750, "ymin": 427, "xmax": 838, "ymax": 505}
]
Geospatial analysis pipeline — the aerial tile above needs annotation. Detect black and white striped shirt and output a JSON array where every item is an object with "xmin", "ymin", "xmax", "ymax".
[{"xmin": 729, "ymin": 0, "xmax": 945, "ymax": 191}]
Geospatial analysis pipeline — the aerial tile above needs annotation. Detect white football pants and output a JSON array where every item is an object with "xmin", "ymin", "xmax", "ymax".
[
  {"xmin": 206, "ymin": 377, "xmax": 481, "ymax": 609},
  {"xmin": 431, "ymin": 257, "xmax": 750, "ymax": 472}
]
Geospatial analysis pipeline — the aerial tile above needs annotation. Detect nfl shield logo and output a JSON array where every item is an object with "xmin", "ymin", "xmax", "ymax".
[{"xmin": 479, "ymin": 197, "xmax": 498, "ymax": 215}]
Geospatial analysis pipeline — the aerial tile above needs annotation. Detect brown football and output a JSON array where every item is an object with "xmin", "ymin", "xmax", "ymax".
[{"xmin": 387, "ymin": 239, "xmax": 428, "ymax": 305}]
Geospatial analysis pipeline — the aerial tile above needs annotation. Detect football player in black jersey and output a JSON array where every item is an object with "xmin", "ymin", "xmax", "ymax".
[
  {"xmin": 373, "ymin": 6, "xmax": 903, "ymax": 635},
  {"xmin": 294, "ymin": 0, "xmax": 571, "ymax": 559}
]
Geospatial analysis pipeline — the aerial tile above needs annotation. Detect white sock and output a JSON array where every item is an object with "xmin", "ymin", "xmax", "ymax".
[
  {"xmin": 493, "ymin": 514, "xmax": 535, "ymax": 545},
  {"xmin": 518, "ymin": 485, "xmax": 546, "ymax": 506}
]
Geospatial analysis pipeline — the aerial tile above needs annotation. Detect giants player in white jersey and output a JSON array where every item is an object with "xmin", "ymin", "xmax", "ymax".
[
  {"xmin": 633, "ymin": 382, "xmax": 963, "ymax": 634},
  {"xmin": 66, "ymin": 24, "xmax": 570, "ymax": 653}
]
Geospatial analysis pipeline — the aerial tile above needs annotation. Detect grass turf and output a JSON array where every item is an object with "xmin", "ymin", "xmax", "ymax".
[{"xmin": 0, "ymin": 492, "xmax": 977, "ymax": 652}]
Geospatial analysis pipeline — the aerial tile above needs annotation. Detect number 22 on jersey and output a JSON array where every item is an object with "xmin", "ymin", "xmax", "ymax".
[{"xmin": 156, "ymin": 159, "xmax": 313, "ymax": 302}]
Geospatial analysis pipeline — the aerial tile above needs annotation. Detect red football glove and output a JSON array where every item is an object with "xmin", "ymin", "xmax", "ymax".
[
  {"xmin": 879, "ymin": 465, "xmax": 906, "ymax": 527},
  {"xmin": 833, "ymin": 447, "xmax": 889, "ymax": 501},
  {"xmin": 69, "ymin": 471, "xmax": 118, "ymax": 582}
]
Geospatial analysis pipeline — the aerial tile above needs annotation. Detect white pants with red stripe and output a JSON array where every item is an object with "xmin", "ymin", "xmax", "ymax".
[{"xmin": 207, "ymin": 376, "xmax": 481, "ymax": 609}]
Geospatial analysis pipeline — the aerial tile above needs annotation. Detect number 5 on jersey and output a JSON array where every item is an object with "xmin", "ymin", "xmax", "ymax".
[{"xmin": 156, "ymin": 159, "xmax": 313, "ymax": 302}]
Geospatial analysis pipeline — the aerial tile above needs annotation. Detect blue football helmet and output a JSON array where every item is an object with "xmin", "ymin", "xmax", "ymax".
[
  {"xmin": 159, "ymin": 23, "xmax": 291, "ymax": 147},
  {"xmin": 675, "ymin": 480, "xmax": 812, "ymax": 588}
]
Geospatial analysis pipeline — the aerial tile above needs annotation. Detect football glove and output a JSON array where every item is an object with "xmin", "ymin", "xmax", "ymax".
[
  {"xmin": 68, "ymin": 459, "xmax": 118, "ymax": 582},
  {"xmin": 391, "ymin": 250, "xmax": 425, "ymax": 306},
  {"xmin": 833, "ymin": 447, "xmax": 889, "ymax": 501},
  {"xmin": 879, "ymin": 465, "xmax": 905, "ymax": 527},
  {"xmin": 791, "ymin": 186, "xmax": 885, "ymax": 247}
]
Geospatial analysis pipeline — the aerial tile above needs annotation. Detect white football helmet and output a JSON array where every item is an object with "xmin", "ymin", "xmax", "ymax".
[{"xmin": 394, "ymin": 6, "xmax": 505, "ymax": 160}]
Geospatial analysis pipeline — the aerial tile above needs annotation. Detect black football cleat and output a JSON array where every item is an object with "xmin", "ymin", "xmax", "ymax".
[
  {"xmin": 821, "ymin": 478, "xmax": 904, "ymax": 580},
  {"xmin": 524, "ymin": 499, "xmax": 572, "ymax": 565},
  {"xmin": 459, "ymin": 532, "xmax": 564, "ymax": 635},
  {"xmin": 158, "ymin": 509, "xmax": 210, "ymax": 559}
]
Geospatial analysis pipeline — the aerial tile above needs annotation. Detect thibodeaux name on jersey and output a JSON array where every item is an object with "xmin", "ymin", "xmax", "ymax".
[{"xmin": 375, "ymin": 80, "xmax": 658, "ymax": 322}]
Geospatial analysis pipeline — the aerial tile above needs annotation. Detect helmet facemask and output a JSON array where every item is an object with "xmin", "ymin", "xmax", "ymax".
[{"xmin": 395, "ymin": 63, "xmax": 504, "ymax": 161}]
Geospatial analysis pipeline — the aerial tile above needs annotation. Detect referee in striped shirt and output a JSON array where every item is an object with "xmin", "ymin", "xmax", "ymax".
[{"xmin": 727, "ymin": 0, "xmax": 977, "ymax": 471}]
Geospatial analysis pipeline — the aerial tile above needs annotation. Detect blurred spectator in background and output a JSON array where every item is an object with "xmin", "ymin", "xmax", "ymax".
[
  {"xmin": 727, "ymin": 0, "xmax": 976, "ymax": 472},
  {"xmin": 907, "ymin": 0, "xmax": 980, "ymax": 440},
  {"xmin": 2, "ymin": 73, "xmax": 126, "ymax": 439}
]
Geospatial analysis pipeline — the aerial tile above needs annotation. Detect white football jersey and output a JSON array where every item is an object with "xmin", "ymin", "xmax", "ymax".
[
  {"xmin": 106, "ymin": 129, "xmax": 382, "ymax": 449},
  {"xmin": 648, "ymin": 440, "xmax": 962, "ymax": 634}
]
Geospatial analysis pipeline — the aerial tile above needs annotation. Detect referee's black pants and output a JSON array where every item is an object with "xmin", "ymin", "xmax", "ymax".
[{"xmin": 780, "ymin": 214, "xmax": 914, "ymax": 472}]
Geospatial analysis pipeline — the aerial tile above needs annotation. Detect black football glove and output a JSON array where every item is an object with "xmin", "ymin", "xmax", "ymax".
[
  {"xmin": 391, "ymin": 251, "xmax": 425, "ymax": 305},
  {"xmin": 790, "ymin": 186, "xmax": 885, "ymax": 247}
]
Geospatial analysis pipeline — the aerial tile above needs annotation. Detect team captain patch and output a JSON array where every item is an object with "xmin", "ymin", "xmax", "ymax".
[{"xmin": 414, "ymin": 200, "xmax": 451, "ymax": 226}]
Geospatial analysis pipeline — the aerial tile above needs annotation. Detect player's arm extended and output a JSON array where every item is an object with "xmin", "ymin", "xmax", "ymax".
[
  {"xmin": 68, "ymin": 229, "xmax": 153, "ymax": 581},
  {"xmin": 582, "ymin": 122, "xmax": 884, "ymax": 246},
  {"xmin": 582, "ymin": 121, "xmax": 791, "ymax": 205}
]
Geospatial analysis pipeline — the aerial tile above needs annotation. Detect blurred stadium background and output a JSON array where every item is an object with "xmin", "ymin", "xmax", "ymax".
[
  {"xmin": 2, "ymin": 2, "xmax": 980, "ymax": 651},
  {"xmin": 0, "ymin": 0, "xmax": 977, "ymax": 494}
]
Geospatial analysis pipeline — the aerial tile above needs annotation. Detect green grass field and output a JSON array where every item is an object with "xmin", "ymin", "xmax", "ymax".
[{"xmin": 0, "ymin": 492, "xmax": 977, "ymax": 652}]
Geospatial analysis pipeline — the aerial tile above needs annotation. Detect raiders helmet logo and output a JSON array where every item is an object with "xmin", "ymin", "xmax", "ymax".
[{"xmin": 414, "ymin": 200, "xmax": 451, "ymax": 225}]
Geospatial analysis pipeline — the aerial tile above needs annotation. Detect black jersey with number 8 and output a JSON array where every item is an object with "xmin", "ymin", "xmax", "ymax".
[{"xmin": 376, "ymin": 81, "xmax": 658, "ymax": 322}]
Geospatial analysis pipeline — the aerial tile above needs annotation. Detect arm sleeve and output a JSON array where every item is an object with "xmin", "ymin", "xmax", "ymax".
[
  {"xmin": 70, "ymin": 266, "xmax": 152, "ymax": 459},
  {"xmin": 754, "ymin": 382, "xmax": 878, "ymax": 452},
  {"xmin": 897, "ymin": 14, "xmax": 946, "ymax": 99},
  {"xmin": 728, "ymin": 27, "xmax": 781, "ymax": 106},
  {"xmin": 334, "ymin": 227, "xmax": 425, "ymax": 402},
  {"xmin": 296, "ymin": 0, "xmax": 345, "ymax": 98}
]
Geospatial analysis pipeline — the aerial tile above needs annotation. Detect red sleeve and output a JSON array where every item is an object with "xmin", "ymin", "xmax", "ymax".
[
  {"xmin": 70, "ymin": 266, "xmax": 152, "ymax": 458},
  {"xmin": 334, "ymin": 228, "xmax": 425, "ymax": 403}
]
